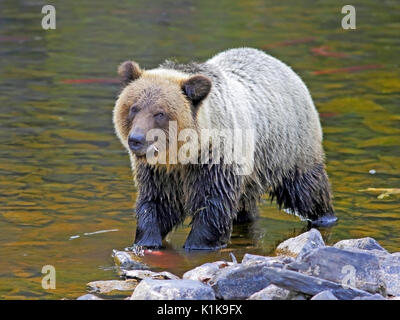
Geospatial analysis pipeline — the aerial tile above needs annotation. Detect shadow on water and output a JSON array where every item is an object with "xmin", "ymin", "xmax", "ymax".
[{"xmin": 0, "ymin": 0, "xmax": 399, "ymax": 299}]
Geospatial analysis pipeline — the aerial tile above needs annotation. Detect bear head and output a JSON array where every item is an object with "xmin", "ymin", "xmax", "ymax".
[{"xmin": 113, "ymin": 60, "xmax": 211, "ymax": 165}]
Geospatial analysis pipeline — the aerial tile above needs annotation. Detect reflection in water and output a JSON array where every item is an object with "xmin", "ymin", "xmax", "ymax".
[{"xmin": 0, "ymin": 0, "xmax": 399, "ymax": 299}]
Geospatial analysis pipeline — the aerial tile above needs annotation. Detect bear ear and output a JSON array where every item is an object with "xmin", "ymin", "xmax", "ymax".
[
  {"xmin": 181, "ymin": 75, "xmax": 212, "ymax": 107},
  {"xmin": 118, "ymin": 61, "xmax": 142, "ymax": 86}
]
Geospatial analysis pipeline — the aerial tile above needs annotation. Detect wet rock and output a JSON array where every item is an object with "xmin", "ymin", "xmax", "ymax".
[
  {"xmin": 380, "ymin": 253, "xmax": 400, "ymax": 296},
  {"xmin": 183, "ymin": 261, "xmax": 232, "ymax": 283},
  {"xmin": 209, "ymin": 264, "xmax": 272, "ymax": 300},
  {"xmin": 276, "ymin": 229, "xmax": 325, "ymax": 258},
  {"xmin": 130, "ymin": 279, "xmax": 215, "ymax": 300},
  {"xmin": 113, "ymin": 250, "xmax": 148, "ymax": 269},
  {"xmin": 353, "ymin": 294, "xmax": 386, "ymax": 300},
  {"xmin": 255, "ymin": 266, "xmax": 373, "ymax": 300},
  {"xmin": 292, "ymin": 246, "xmax": 386, "ymax": 295},
  {"xmin": 334, "ymin": 238, "xmax": 388, "ymax": 253},
  {"xmin": 248, "ymin": 284, "xmax": 306, "ymax": 300},
  {"xmin": 241, "ymin": 254, "xmax": 293, "ymax": 267},
  {"xmin": 76, "ymin": 294, "xmax": 104, "ymax": 300},
  {"xmin": 87, "ymin": 280, "xmax": 138, "ymax": 294},
  {"xmin": 311, "ymin": 290, "xmax": 338, "ymax": 300},
  {"xmin": 122, "ymin": 269, "xmax": 179, "ymax": 280}
]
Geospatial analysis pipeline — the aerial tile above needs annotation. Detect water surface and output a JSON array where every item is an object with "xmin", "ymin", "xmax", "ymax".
[{"xmin": 0, "ymin": 0, "xmax": 399, "ymax": 299}]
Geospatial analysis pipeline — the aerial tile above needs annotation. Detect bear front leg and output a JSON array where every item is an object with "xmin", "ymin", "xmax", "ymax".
[
  {"xmin": 134, "ymin": 163, "xmax": 184, "ymax": 248},
  {"xmin": 183, "ymin": 164, "xmax": 242, "ymax": 250}
]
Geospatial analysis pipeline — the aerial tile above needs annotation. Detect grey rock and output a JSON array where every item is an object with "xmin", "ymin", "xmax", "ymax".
[
  {"xmin": 248, "ymin": 284, "xmax": 306, "ymax": 300},
  {"xmin": 130, "ymin": 279, "xmax": 215, "ymax": 300},
  {"xmin": 255, "ymin": 266, "xmax": 373, "ymax": 300},
  {"xmin": 353, "ymin": 294, "xmax": 386, "ymax": 300},
  {"xmin": 209, "ymin": 264, "xmax": 272, "ymax": 299},
  {"xmin": 122, "ymin": 269, "xmax": 180, "ymax": 280},
  {"xmin": 76, "ymin": 294, "xmax": 104, "ymax": 300},
  {"xmin": 311, "ymin": 290, "xmax": 338, "ymax": 300},
  {"xmin": 241, "ymin": 254, "xmax": 293, "ymax": 267},
  {"xmin": 87, "ymin": 280, "xmax": 138, "ymax": 294},
  {"xmin": 183, "ymin": 261, "xmax": 232, "ymax": 283},
  {"xmin": 380, "ymin": 254, "xmax": 400, "ymax": 296},
  {"xmin": 292, "ymin": 246, "xmax": 386, "ymax": 295},
  {"xmin": 334, "ymin": 238, "xmax": 388, "ymax": 253},
  {"xmin": 276, "ymin": 229, "xmax": 325, "ymax": 258}
]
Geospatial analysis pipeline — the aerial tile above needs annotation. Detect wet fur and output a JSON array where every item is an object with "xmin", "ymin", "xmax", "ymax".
[{"xmin": 113, "ymin": 48, "xmax": 335, "ymax": 250}]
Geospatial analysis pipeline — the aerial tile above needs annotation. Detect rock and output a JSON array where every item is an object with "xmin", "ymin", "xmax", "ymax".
[
  {"xmin": 276, "ymin": 229, "xmax": 325, "ymax": 258},
  {"xmin": 243, "ymin": 265, "xmax": 373, "ymax": 300},
  {"xmin": 311, "ymin": 290, "xmax": 338, "ymax": 300},
  {"xmin": 183, "ymin": 261, "xmax": 232, "ymax": 283},
  {"xmin": 113, "ymin": 250, "xmax": 148, "ymax": 269},
  {"xmin": 248, "ymin": 284, "xmax": 306, "ymax": 300},
  {"xmin": 380, "ymin": 254, "xmax": 400, "ymax": 296},
  {"xmin": 353, "ymin": 294, "xmax": 386, "ymax": 300},
  {"xmin": 122, "ymin": 269, "xmax": 180, "ymax": 280},
  {"xmin": 130, "ymin": 279, "xmax": 215, "ymax": 300},
  {"xmin": 241, "ymin": 254, "xmax": 294, "ymax": 267},
  {"xmin": 334, "ymin": 238, "xmax": 388, "ymax": 253},
  {"xmin": 291, "ymin": 246, "xmax": 386, "ymax": 295},
  {"xmin": 87, "ymin": 280, "xmax": 138, "ymax": 294},
  {"xmin": 76, "ymin": 294, "xmax": 104, "ymax": 300},
  {"xmin": 209, "ymin": 264, "xmax": 272, "ymax": 299}
]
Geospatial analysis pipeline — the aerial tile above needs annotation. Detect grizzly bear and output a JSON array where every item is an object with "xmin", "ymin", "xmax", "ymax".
[{"xmin": 113, "ymin": 48, "xmax": 335, "ymax": 250}]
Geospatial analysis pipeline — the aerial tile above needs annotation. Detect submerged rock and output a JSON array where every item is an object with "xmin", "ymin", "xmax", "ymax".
[
  {"xmin": 113, "ymin": 250, "xmax": 148, "ymax": 270},
  {"xmin": 276, "ymin": 229, "xmax": 325, "ymax": 258},
  {"xmin": 291, "ymin": 246, "xmax": 386, "ymax": 295},
  {"xmin": 334, "ymin": 238, "xmax": 388, "ymax": 253},
  {"xmin": 183, "ymin": 261, "xmax": 232, "ymax": 283},
  {"xmin": 87, "ymin": 280, "xmax": 138, "ymax": 294},
  {"xmin": 122, "ymin": 269, "xmax": 179, "ymax": 281},
  {"xmin": 76, "ymin": 294, "xmax": 104, "ymax": 300},
  {"xmin": 131, "ymin": 279, "xmax": 215, "ymax": 300},
  {"xmin": 311, "ymin": 290, "xmax": 338, "ymax": 300},
  {"xmin": 248, "ymin": 284, "xmax": 306, "ymax": 300}
]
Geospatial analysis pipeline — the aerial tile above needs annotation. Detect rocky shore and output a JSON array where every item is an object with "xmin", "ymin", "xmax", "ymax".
[{"xmin": 77, "ymin": 229, "xmax": 400, "ymax": 300}]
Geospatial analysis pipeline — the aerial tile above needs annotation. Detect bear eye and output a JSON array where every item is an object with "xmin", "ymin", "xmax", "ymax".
[
  {"xmin": 129, "ymin": 105, "xmax": 139, "ymax": 118},
  {"xmin": 154, "ymin": 112, "xmax": 165, "ymax": 120}
]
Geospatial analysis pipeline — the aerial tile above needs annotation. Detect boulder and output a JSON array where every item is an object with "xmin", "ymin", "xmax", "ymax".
[
  {"xmin": 380, "ymin": 253, "xmax": 400, "ymax": 296},
  {"xmin": 122, "ymin": 269, "xmax": 179, "ymax": 280},
  {"xmin": 87, "ymin": 280, "xmax": 138, "ymax": 294},
  {"xmin": 246, "ymin": 266, "xmax": 372, "ymax": 300},
  {"xmin": 311, "ymin": 290, "xmax": 338, "ymax": 300},
  {"xmin": 248, "ymin": 284, "xmax": 306, "ymax": 300},
  {"xmin": 130, "ymin": 279, "xmax": 215, "ymax": 300},
  {"xmin": 334, "ymin": 238, "xmax": 388, "ymax": 253},
  {"xmin": 291, "ymin": 246, "xmax": 386, "ymax": 295},
  {"xmin": 183, "ymin": 261, "xmax": 232, "ymax": 283},
  {"xmin": 209, "ymin": 264, "xmax": 272, "ymax": 299},
  {"xmin": 241, "ymin": 254, "xmax": 294, "ymax": 267},
  {"xmin": 276, "ymin": 229, "xmax": 325, "ymax": 258}
]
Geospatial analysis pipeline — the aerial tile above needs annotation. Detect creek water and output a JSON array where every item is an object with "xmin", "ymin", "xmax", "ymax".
[{"xmin": 0, "ymin": 0, "xmax": 399, "ymax": 299}]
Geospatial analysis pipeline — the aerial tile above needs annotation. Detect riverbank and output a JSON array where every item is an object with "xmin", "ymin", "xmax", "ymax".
[{"xmin": 77, "ymin": 229, "xmax": 400, "ymax": 300}]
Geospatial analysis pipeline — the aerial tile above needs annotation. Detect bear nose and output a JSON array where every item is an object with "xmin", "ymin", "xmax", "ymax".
[{"xmin": 128, "ymin": 133, "xmax": 146, "ymax": 152}]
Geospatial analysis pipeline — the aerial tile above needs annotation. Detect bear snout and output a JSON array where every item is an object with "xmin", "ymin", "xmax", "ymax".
[{"xmin": 128, "ymin": 132, "xmax": 147, "ymax": 155}]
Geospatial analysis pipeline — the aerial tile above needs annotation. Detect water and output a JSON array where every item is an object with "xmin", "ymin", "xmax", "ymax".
[{"xmin": 0, "ymin": 0, "xmax": 399, "ymax": 299}]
